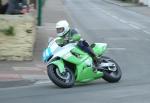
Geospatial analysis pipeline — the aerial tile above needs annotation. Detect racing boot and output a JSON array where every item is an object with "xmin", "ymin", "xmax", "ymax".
[{"xmin": 92, "ymin": 56, "xmax": 100, "ymax": 71}]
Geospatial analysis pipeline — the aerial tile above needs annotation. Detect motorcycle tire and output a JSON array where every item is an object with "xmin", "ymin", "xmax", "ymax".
[
  {"xmin": 47, "ymin": 64, "xmax": 75, "ymax": 88},
  {"xmin": 101, "ymin": 56, "xmax": 122, "ymax": 83}
]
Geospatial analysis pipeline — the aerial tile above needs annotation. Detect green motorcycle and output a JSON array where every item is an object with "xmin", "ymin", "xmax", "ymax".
[{"xmin": 43, "ymin": 38, "xmax": 122, "ymax": 88}]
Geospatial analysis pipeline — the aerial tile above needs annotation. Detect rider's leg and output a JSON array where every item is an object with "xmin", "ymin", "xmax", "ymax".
[
  {"xmin": 85, "ymin": 46, "xmax": 99, "ymax": 67},
  {"xmin": 77, "ymin": 40, "xmax": 99, "ymax": 68}
]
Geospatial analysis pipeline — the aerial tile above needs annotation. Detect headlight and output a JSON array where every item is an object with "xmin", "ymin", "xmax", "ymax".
[{"xmin": 42, "ymin": 48, "xmax": 53, "ymax": 62}]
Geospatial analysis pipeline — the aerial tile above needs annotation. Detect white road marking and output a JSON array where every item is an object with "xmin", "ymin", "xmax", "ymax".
[
  {"xmin": 13, "ymin": 67, "xmax": 42, "ymax": 71},
  {"xmin": 106, "ymin": 37, "xmax": 139, "ymax": 40},
  {"xmin": 98, "ymin": 7, "xmax": 146, "ymax": 31},
  {"xmin": 128, "ymin": 24, "xmax": 141, "ymax": 30},
  {"xmin": 119, "ymin": 19, "xmax": 128, "ymax": 23},
  {"xmin": 21, "ymin": 75, "xmax": 48, "ymax": 80},
  {"xmin": 143, "ymin": 30, "xmax": 150, "ymax": 35},
  {"xmin": 108, "ymin": 48, "xmax": 126, "ymax": 50},
  {"xmin": 34, "ymin": 80, "xmax": 52, "ymax": 85},
  {"xmin": 129, "ymin": 22, "xmax": 146, "ymax": 28},
  {"xmin": 111, "ymin": 15, "xmax": 119, "ymax": 19}
]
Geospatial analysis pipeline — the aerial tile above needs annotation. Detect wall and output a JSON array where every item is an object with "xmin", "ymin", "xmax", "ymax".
[{"xmin": 0, "ymin": 14, "xmax": 36, "ymax": 61}]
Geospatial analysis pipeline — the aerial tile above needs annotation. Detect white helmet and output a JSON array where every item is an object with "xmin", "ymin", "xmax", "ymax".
[{"xmin": 56, "ymin": 20, "xmax": 70, "ymax": 36}]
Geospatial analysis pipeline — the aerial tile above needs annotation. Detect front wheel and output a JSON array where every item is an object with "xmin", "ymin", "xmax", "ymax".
[
  {"xmin": 47, "ymin": 64, "xmax": 75, "ymax": 88},
  {"xmin": 99, "ymin": 56, "xmax": 122, "ymax": 83}
]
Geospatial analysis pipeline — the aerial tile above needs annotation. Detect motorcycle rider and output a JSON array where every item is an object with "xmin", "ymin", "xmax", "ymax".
[{"xmin": 55, "ymin": 20, "xmax": 99, "ymax": 70}]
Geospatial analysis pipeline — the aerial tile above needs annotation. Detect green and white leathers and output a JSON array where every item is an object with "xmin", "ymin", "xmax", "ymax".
[
  {"xmin": 44, "ymin": 37, "xmax": 122, "ymax": 88},
  {"xmin": 56, "ymin": 29, "xmax": 81, "ymax": 46},
  {"xmin": 55, "ymin": 20, "xmax": 81, "ymax": 46}
]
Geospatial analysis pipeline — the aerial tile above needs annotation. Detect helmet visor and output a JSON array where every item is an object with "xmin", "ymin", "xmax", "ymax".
[{"xmin": 56, "ymin": 27, "xmax": 64, "ymax": 34}]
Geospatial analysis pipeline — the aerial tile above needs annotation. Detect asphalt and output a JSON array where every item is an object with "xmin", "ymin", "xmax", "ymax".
[
  {"xmin": 103, "ymin": 0, "xmax": 140, "ymax": 7},
  {"xmin": 103, "ymin": 0, "xmax": 150, "ymax": 17},
  {"xmin": 0, "ymin": 0, "xmax": 149, "ymax": 95}
]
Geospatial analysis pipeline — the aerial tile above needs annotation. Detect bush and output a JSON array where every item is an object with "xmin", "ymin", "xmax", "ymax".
[{"xmin": 0, "ymin": 26, "xmax": 15, "ymax": 36}]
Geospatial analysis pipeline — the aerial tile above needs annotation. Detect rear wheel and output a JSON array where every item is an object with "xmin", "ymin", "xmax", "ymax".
[
  {"xmin": 47, "ymin": 64, "xmax": 75, "ymax": 88},
  {"xmin": 99, "ymin": 56, "xmax": 122, "ymax": 83}
]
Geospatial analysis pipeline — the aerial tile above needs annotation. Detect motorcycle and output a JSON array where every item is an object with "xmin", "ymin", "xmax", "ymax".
[{"xmin": 43, "ymin": 37, "xmax": 122, "ymax": 88}]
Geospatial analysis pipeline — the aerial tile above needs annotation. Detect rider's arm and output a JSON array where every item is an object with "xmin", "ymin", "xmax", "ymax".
[
  {"xmin": 70, "ymin": 29, "xmax": 81, "ymax": 42},
  {"xmin": 55, "ymin": 37, "xmax": 68, "ymax": 46},
  {"xmin": 71, "ymin": 34, "xmax": 81, "ymax": 42}
]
